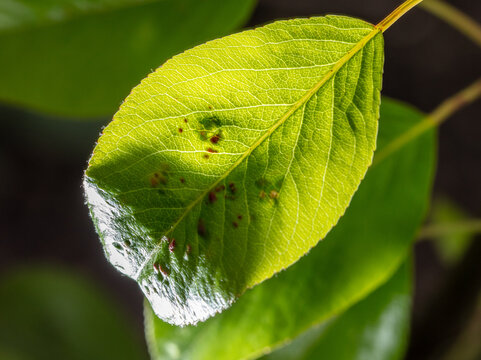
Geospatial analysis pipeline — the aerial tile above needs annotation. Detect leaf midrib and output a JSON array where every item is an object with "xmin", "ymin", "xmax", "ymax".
[{"xmin": 134, "ymin": 24, "xmax": 382, "ymax": 280}]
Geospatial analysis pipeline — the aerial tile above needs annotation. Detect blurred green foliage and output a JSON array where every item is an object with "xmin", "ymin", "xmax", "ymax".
[
  {"xmin": 0, "ymin": 0, "xmax": 255, "ymax": 117},
  {"xmin": 263, "ymin": 261, "xmax": 411, "ymax": 360},
  {"xmin": 424, "ymin": 198, "xmax": 476, "ymax": 265},
  {"xmin": 0, "ymin": 267, "xmax": 148, "ymax": 360}
]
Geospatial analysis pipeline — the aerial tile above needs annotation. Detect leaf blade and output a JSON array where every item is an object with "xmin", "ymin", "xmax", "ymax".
[
  {"xmin": 134, "ymin": 19, "xmax": 384, "ymax": 283},
  {"xmin": 85, "ymin": 15, "xmax": 385, "ymax": 325}
]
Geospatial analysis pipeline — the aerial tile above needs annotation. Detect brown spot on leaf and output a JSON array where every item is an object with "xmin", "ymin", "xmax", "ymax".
[
  {"xmin": 269, "ymin": 190, "xmax": 279, "ymax": 199},
  {"xmin": 208, "ymin": 105, "xmax": 213, "ymax": 110},
  {"xmin": 186, "ymin": 244, "xmax": 192, "ymax": 255},
  {"xmin": 208, "ymin": 191, "xmax": 217, "ymax": 203},
  {"xmin": 233, "ymin": 221, "xmax": 239, "ymax": 228},
  {"xmin": 215, "ymin": 185, "xmax": 225, "ymax": 192},
  {"xmin": 200, "ymin": 131, "xmax": 208, "ymax": 141},
  {"xmin": 150, "ymin": 177, "xmax": 159, "ymax": 187},
  {"xmin": 150, "ymin": 166, "xmax": 169, "ymax": 187},
  {"xmin": 180, "ymin": 177, "xmax": 185, "ymax": 184},
  {"xmin": 178, "ymin": 128, "xmax": 183, "ymax": 133},
  {"xmin": 259, "ymin": 190, "xmax": 266, "ymax": 199},
  {"xmin": 229, "ymin": 182, "xmax": 236, "ymax": 194},
  {"xmin": 207, "ymin": 148, "xmax": 218, "ymax": 153},
  {"xmin": 159, "ymin": 265, "xmax": 169, "ymax": 276},
  {"xmin": 210, "ymin": 134, "xmax": 220, "ymax": 144},
  {"xmin": 203, "ymin": 154, "xmax": 210, "ymax": 159},
  {"xmin": 184, "ymin": 118, "xmax": 188, "ymax": 123},
  {"xmin": 169, "ymin": 238, "xmax": 176, "ymax": 252},
  {"xmin": 197, "ymin": 219, "xmax": 207, "ymax": 237},
  {"xmin": 237, "ymin": 215, "xmax": 243, "ymax": 220},
  {"xmin": 154, "ymin": 262, "xmax": 169, "ymax": 276}
]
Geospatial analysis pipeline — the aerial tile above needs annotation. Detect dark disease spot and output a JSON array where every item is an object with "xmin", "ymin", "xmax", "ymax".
[
  {"xmin": 169, "ymin": 238, "xmax": 176, "ymax": 252},
  {"xmin": 210, "ymin": 134, "xmax": 220, "ymax": 144},
  {"xmin": 197, "ymin": 219, "xmax": 207, "ymax": 237},
  {"xmin": 209, "ymin": 191, "xmax": 217, "ymax": 203}
]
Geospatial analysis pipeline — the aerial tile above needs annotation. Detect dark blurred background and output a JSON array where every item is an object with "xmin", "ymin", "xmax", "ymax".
[{"xmin": 1, "ymin": 0, "xmax": 480, "ymax": 359}]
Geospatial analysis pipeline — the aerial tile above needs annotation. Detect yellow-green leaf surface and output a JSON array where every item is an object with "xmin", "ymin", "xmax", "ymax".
[
  {"xmin": 144, "ymin": 98, "xmax": 435, "ymax": 360},
  {"xmin": 0, "ymin": 0, "xmax": 255, "ymax": 117},
  {"xmin": 263, "ymin": 261, "xmax": 411, "ymax": 360},
  {"xmin": 85, "ymin": 15, "xmax": 384, "ymax": 325}
]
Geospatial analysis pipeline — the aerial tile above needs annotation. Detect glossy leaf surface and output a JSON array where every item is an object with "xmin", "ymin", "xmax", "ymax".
[
  {"xmin": 0, "ymin": 267, "xmax": 148, "ymax": 360},
  {"xmin": 85, "ymin": 15, "xmax": 384, "ymax": 325},
  {"xmin": 263, "ymin": 261, "xmax": 411, "ymax": 360},
  {"xmin": 144, "ymin": 97, "xmax": 435, "ymax": 360},
  {"xmin": 0, "ymin": 0, "xmax": 255, "ymax": 117}
]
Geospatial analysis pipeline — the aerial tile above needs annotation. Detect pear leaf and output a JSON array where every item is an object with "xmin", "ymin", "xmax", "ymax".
[{"xmin": 85, "ymin": 15, "xmax": 384, "ymax": 325}]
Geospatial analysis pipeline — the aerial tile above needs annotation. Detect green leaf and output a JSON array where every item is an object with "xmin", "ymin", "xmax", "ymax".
[
  {"xmin": 143, "ymin": 97, "xmax": 435, "ymax": 360},
  {"xmin": 262, "ymin": 260, "xmax": 412, "ymax": 360},
  {"xmin": 0, "ymin": 266, "xmax": 148, "ymax": 360},
  {"xmin": 0, "ymin": 0, "xmax": 255, "ymax": 117},
  {"xmin": 85, "ymin": 15, "xmax": 385, "ymax": 325}
]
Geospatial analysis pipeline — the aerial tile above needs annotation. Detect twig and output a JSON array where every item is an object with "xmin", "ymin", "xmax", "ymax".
[
  {"xmin": 374, "ymin": 77, "xmax": 481, "ymax": 166},
  {"xmin": 421, "ymin": 0, "xmax": 481, "ymax": 49}
]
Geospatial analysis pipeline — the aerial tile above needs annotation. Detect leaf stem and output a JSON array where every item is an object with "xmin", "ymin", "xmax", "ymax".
[
  {"xmin": 373, "ymin": 77, "xmax": 481, "ymax": 166},
  {"xmin": 421, "ymin": 0, "xmax": 481, "ymax": 49},
  {"xmin": 376, "ymin": 0, "xmax": 424, "ymax": 32}
]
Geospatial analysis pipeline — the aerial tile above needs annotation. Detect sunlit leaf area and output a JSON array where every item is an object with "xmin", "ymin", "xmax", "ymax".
[{"xmin": 1, "ymin": 1, "xmax": 480, "ymax": 359}]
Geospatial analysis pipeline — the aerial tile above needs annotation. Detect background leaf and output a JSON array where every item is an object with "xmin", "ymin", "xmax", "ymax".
[
  {"xmin": 423, "ymin": 198, "xmax": 475, "ymax": 265},
  {"xmin": 262, "ymin": 260, "xmax": 411, "ymax": 360},
  {"xmin": 0, "ymin": 266, "xmax": 148, "ymax": 360},
  {"xmin": 0, "ymin": 0, "xmax": 256, "ymax": 117},
  {"xmin": 85, "ymin": 15, "xmax": 385, "ymax": 325},
  {"xmin": 143, "ymin": 97, "xmax": 436, "ymax": 360}
]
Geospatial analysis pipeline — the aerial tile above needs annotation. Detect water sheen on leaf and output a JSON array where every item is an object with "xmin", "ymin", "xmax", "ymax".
[{"xmin": 85, "ymin": 15, "xmax": 384, "ymax": 325}]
